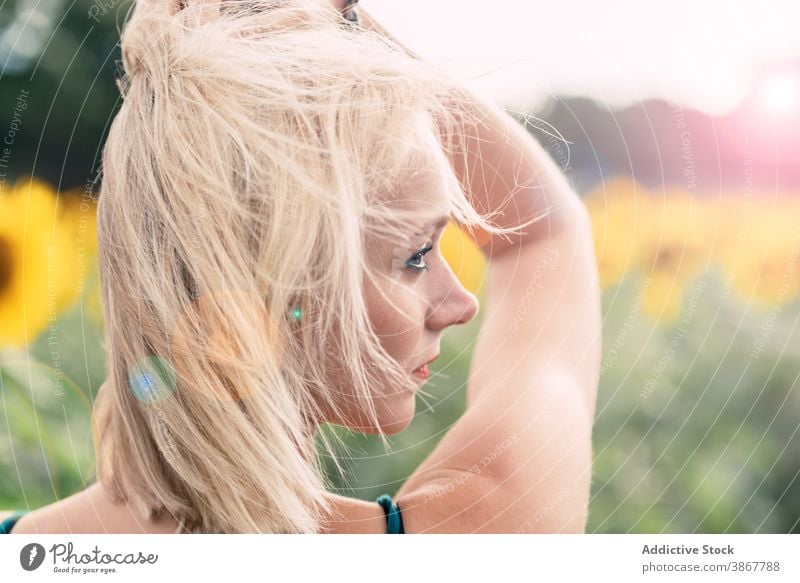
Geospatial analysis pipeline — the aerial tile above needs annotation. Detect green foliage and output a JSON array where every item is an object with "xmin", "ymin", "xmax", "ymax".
[
  {"xmin": 3, "ymin": 268, "xmax": 799, "ymax": 531},
  {"xmin": 588, "ymin": 270, "xmax": 800, "ymax": 533},
  {"xmin": 0, "ymin": 294, "xmax": 102, "ymax": 508}
]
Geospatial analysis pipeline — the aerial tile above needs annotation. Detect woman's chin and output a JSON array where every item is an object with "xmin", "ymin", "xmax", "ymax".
[
  {"xmin": 378, "ymin": 412, "xmax": 415, "ymax": 435},
  {"xmin": 378, "ymin": 391, "xmax": 417, "ymax": 434},
  {"xmin": 339, "ymin": 393, "xmax": 416, "ymax": 435}
]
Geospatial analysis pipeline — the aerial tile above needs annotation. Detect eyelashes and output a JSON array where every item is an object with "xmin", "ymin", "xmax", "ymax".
[{"xmin": 405, "ymin": 241, "xmax": 434, "ymax": 272}]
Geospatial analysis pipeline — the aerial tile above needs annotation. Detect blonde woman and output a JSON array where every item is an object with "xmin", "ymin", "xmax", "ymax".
[{"xmin": 1, "ymin": 0, "xmax": 600, "ymax": 534}]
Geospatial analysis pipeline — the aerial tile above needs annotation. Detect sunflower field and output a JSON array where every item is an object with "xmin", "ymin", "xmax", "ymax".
[{"xmin": 1, "ymin": 175, "xmax": 799, "ymax": 532}]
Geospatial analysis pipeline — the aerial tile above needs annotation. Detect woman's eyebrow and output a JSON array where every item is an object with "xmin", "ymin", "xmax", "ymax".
[
  {"xmin": 432, "ymin": 215, "xmax": 449, "ymax": 230},
  {"xmin": 415, "ymin": 213, "xmax": 449, "ymax": 236}
]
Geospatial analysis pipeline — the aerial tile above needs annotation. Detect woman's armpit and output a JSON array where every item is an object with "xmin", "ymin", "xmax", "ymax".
[
  {"xmin": 394, "ymin": 469, "xmax": 508, "ymax": 533},
  {"xmin": 394, "ymin": 378, "xmax": 593, "ymax": 533}
]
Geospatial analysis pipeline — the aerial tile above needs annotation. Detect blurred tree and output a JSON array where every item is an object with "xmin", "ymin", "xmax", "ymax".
[{"xmin": 0, "ymin": 0, "xmax": 124, "ymax": 190}]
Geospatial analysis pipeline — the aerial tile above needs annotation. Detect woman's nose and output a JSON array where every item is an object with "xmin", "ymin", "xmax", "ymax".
[{"xmin": 426, "ymin": 270, "xmax": 480, "ymax": 331}]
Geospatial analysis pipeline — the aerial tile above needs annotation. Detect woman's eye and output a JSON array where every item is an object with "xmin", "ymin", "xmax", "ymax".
[{"xmin": 405, "ymin": 243, "xmax": 433, "ymax": 272}]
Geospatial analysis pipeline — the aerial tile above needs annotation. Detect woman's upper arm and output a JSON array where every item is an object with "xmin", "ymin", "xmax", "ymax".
[
  {"xmin": 396, "ymin": 204, "xmax": 601, "ymax": 532},
  {"xmin": 395, "ymin": 368, "xmax": 594, "ymax": 533},
  {"xmin": 468, "ymin": 208, "xmax": 602, "ymax": 406},
  {"xmin": 447, "ymin": 90, "xmax": 583, "ymax": 257}
]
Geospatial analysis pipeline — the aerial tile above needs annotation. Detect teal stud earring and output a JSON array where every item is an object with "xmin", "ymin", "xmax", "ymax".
[{"xmin": 290, "ymin": 306, "xmax": 302, "ymax": 322}]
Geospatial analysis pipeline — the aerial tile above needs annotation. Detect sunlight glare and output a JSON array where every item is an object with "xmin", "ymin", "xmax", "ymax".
[{"xmin": 758, "ymin": 72, "xmax": 800, "ymax": 117}]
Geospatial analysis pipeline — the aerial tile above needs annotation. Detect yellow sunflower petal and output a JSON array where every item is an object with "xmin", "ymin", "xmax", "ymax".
[
  {"xmin": 440, "ymin": 221, "xmax": 487, "ymax": 296},
  {"xmin": 0, "ymin": 178, "xmax": 91, "ymax": 345}
]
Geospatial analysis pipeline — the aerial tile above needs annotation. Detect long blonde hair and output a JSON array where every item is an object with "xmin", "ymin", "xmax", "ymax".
[{"xmin": 92, "ymin": 0, "xmax": 532, "ymax": 533}]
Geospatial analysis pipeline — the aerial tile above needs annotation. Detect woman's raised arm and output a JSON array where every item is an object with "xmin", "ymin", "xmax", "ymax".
[
  {"xmin": 395, "ymin": 101, "xmax": 601, "ymax": 532},
  {"xmin": 355, "ymin": 6, "xmax": 602, "ymax": 532}
]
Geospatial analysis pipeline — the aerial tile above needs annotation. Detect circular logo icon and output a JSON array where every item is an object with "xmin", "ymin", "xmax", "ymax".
[{"xmin": 19, "ymin": 543, "xmax": 46, "ymax": 571}]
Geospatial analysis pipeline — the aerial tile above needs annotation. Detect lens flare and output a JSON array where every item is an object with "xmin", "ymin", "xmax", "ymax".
[{"xmin": 758, "ymin": 72, "xmax": 800, "ymax": 117}]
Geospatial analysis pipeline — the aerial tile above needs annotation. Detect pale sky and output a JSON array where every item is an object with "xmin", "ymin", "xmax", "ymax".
[{"xmin": 367, "ymin": 0, "xmax": 800, "ymax": 115}]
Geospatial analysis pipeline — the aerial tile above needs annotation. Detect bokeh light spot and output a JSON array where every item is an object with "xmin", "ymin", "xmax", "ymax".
[{"xmin": 128, "ymin": 356, "xmax": 177, "ymax": 404}]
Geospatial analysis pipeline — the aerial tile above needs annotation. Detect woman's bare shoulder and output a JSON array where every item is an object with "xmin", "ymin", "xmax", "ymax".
[
  {"xmin": 7, "ymin": 489, "xmax": 390, "ymax": 534},
  {"xmin": 320, "ymin": 493, "xmax": 387, "ymax": 533},
  {"xmin": 8, "ymin": 483, "xmax": 179, "ymax": 534}
]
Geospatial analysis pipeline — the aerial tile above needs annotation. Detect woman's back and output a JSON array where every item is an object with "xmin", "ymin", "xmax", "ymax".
[{"xmin": 0, "ymin": 485, "xmax": 180, "ymax": 534}]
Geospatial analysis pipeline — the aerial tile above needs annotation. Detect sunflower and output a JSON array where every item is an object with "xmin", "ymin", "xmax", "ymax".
[
  {"xmin": 716, "ymin": 197, "xmax": 800, "ymax": 307},
  {"xmin": 586, "ymin": 178, "xmax": 717, "ymax": 323},
  {"xmin": 584, "ymin": 176, "xmax": 658, "ymax": 291},
  {"xmin": 636, "ymin": 191, "xmax": 715, "ymax": 322},
  {"xmin": 58, "ymin": 186, "xmax": 101, "ymax": 323},
  {"xmin": 439, "ymin": 221, "xmax": 487, "ymax": 296},
  {"xmin": 0, "ymin": 178, "xmax": 83, "ymax": 346}
]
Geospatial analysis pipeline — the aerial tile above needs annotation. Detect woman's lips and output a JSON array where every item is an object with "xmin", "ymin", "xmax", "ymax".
[
  {"xmin": 411, "ymin": 353, "xmax": 438, "ymax": 381},
  {"xmin": 412, "ymin": 364, "xmax": 430, "ymax": 380}
]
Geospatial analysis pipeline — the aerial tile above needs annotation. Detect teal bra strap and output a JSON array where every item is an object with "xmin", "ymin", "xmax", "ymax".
[
  {"xmin": 0, "ymin": 511, "xmax": 26, "ymax": 534},
  {"xmin": 376, "ymin": 494, "xmax": 405, "ymax": 534}
]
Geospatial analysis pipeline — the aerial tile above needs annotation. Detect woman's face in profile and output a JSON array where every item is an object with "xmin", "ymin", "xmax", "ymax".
[{"xmin": 322, "ymin": 155, "xmax": 480, "ymax": 434}]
